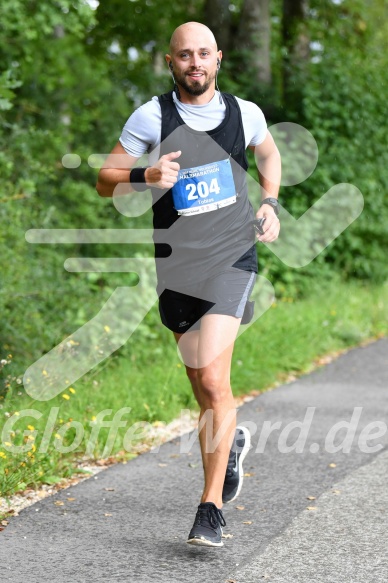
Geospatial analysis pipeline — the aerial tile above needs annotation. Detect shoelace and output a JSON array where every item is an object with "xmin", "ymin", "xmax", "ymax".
[{"xmin": 195, "ymin": 505, "xmax": 226, "ymax": 530}]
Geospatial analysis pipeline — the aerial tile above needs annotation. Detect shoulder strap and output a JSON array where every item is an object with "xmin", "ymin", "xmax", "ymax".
[
  {"xmin": 158, "ymin": 90, "xmax": 174, "ymax": 105},
  {"xmin": 157, "ymin": 90, "xmax": 185, "ymax": 143}
]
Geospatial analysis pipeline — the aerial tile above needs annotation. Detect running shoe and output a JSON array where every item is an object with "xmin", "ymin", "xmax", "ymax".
[
  {"xmin": 222, "ymin": 425, "xmax": 251, "ymax": 504},
  {"xmin": 187, "ymin": 502, "xmax": 226, "ymax": 547}
]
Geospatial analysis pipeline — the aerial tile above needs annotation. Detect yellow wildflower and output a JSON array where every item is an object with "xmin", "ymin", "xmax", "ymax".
[
  {"xmin": 0, "ymin": 452, "xmax": 7, "ymax": 459},
  {"xmin": 68, "ymin": 387, "xmax": 76, "ymax": 394},
  {"xmin": 42, "ymin": 370, "xmax": 48, "ymax": 376},
  {"xmin": 27, "ymin": 425, "xmax": 35, "ymax": 431},
  {"xmin": 4, "ymin": 441, "xmax": 12, "ymax": 446},
  {"xmin": 54, "ymin": 433, "xmax": 61, "ymax": 439},
  {"xmin": 104, "ymin": 325, "xmax": 111, "ymax": 333},
  {"xmin": 62, "ymin": 394, "xmax": 70, "ymax": 400}
]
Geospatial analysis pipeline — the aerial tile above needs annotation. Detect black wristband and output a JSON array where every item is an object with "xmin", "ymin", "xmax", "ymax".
[{"xmin": 129, "ymin": 167, "xmax": 150, "ymax": 192}]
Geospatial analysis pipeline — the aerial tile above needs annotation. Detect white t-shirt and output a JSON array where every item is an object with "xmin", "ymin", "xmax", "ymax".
[{"xmin": 119, "ymin": 91, "xmax": 267, "ymax": 162}]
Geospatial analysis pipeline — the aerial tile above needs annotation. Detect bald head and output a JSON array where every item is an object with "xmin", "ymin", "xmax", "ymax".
[
  {"xmin": 166, "ymin": 22, "xmax": 222, "ymax": 103},
  {"xmin": 169, "ymin": 22, "xmax": 218, "ymax": 54}
]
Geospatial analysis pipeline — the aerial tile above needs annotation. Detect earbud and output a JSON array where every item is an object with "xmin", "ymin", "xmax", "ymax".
[
  {"xmin": 168, "ymin": 61, "xmax": 181, "ymax": 101},
  {"xmin": 215, "ymin": 58, "xmax": 222, "ymax": 104}
]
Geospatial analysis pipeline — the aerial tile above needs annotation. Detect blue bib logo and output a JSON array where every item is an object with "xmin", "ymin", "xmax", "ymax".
[{"xmin": 172, "ymin": 158, "xmax": 237, "ymax": 216}]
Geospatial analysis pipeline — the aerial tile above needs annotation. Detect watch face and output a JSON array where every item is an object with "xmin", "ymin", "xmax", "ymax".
[{"xmin": 261, "ymin": 198, "xmax": 279, "ymax": 215}]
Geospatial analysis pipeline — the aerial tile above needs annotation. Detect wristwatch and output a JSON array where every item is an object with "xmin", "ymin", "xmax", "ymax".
[{"xmin": 259, "ymin": 197, "xmax": 280, "ymax": 216}]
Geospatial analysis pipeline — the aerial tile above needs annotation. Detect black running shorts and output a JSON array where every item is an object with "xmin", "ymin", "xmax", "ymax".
[{"xmin": 158, "ymin": 268, "xmax": 256, "ymax": 333}]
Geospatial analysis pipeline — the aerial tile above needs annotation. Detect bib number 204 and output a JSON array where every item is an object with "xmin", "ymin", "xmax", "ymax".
[{"xmin": 186, "ymin": 178, "xmax": 220, "ymax": 200}]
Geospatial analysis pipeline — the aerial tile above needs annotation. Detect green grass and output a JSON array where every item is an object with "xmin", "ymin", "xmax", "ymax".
[
  {"xmin": 231, "ymin": 279, "xmax": 387, "ymax": 391},
  {"xmin": 0, "ymin": 279, "xmax": 387, "ymax": 498}
]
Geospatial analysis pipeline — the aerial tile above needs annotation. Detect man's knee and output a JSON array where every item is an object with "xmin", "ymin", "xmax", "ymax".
[{"xmin": 198, "ymin": 368, "xmax": 230, "ymax": 403}]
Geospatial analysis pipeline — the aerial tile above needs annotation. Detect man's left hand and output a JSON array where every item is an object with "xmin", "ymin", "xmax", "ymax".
[{"xmin": 255, "ymin": 206, "xmax": 280, "ymax": 243}]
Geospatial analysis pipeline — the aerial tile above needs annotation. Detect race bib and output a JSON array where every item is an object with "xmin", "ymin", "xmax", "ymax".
[{"xmin": 172, "ymin": 158, "xmax": 236, "ymax": 216}]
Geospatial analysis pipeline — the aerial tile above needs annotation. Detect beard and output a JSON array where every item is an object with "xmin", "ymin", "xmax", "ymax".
[{"xmin": 174, "ymin": 69, "xmax": 216, "ymax": 96}]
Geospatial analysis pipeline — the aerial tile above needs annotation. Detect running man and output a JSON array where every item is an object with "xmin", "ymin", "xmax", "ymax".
[{"xmin": 96, "ymin": 21, "xmax": 281, "ymax": 547}]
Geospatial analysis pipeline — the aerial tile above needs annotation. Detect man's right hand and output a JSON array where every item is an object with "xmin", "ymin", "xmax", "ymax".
[{"xmin": 145, "ymin": 151, "xmax": 181, "ymax": 189}]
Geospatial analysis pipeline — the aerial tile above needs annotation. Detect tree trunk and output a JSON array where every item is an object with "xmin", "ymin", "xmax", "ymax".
[
  {"xmin": 204, "ymin": 0, "xmax": 232, "ymax": 55},
  {"xmin": 282, "ymin": 0, "xmax": 310, "ymax": 114},
  {"xmin": 236, "ymin": 0, "xmax": 272, "ymax": 86}
]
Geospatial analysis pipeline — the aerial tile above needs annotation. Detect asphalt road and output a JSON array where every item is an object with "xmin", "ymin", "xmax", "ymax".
[{"xmin": 2, "ymin": 338, "xmax": 387, "ymax": 583}]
